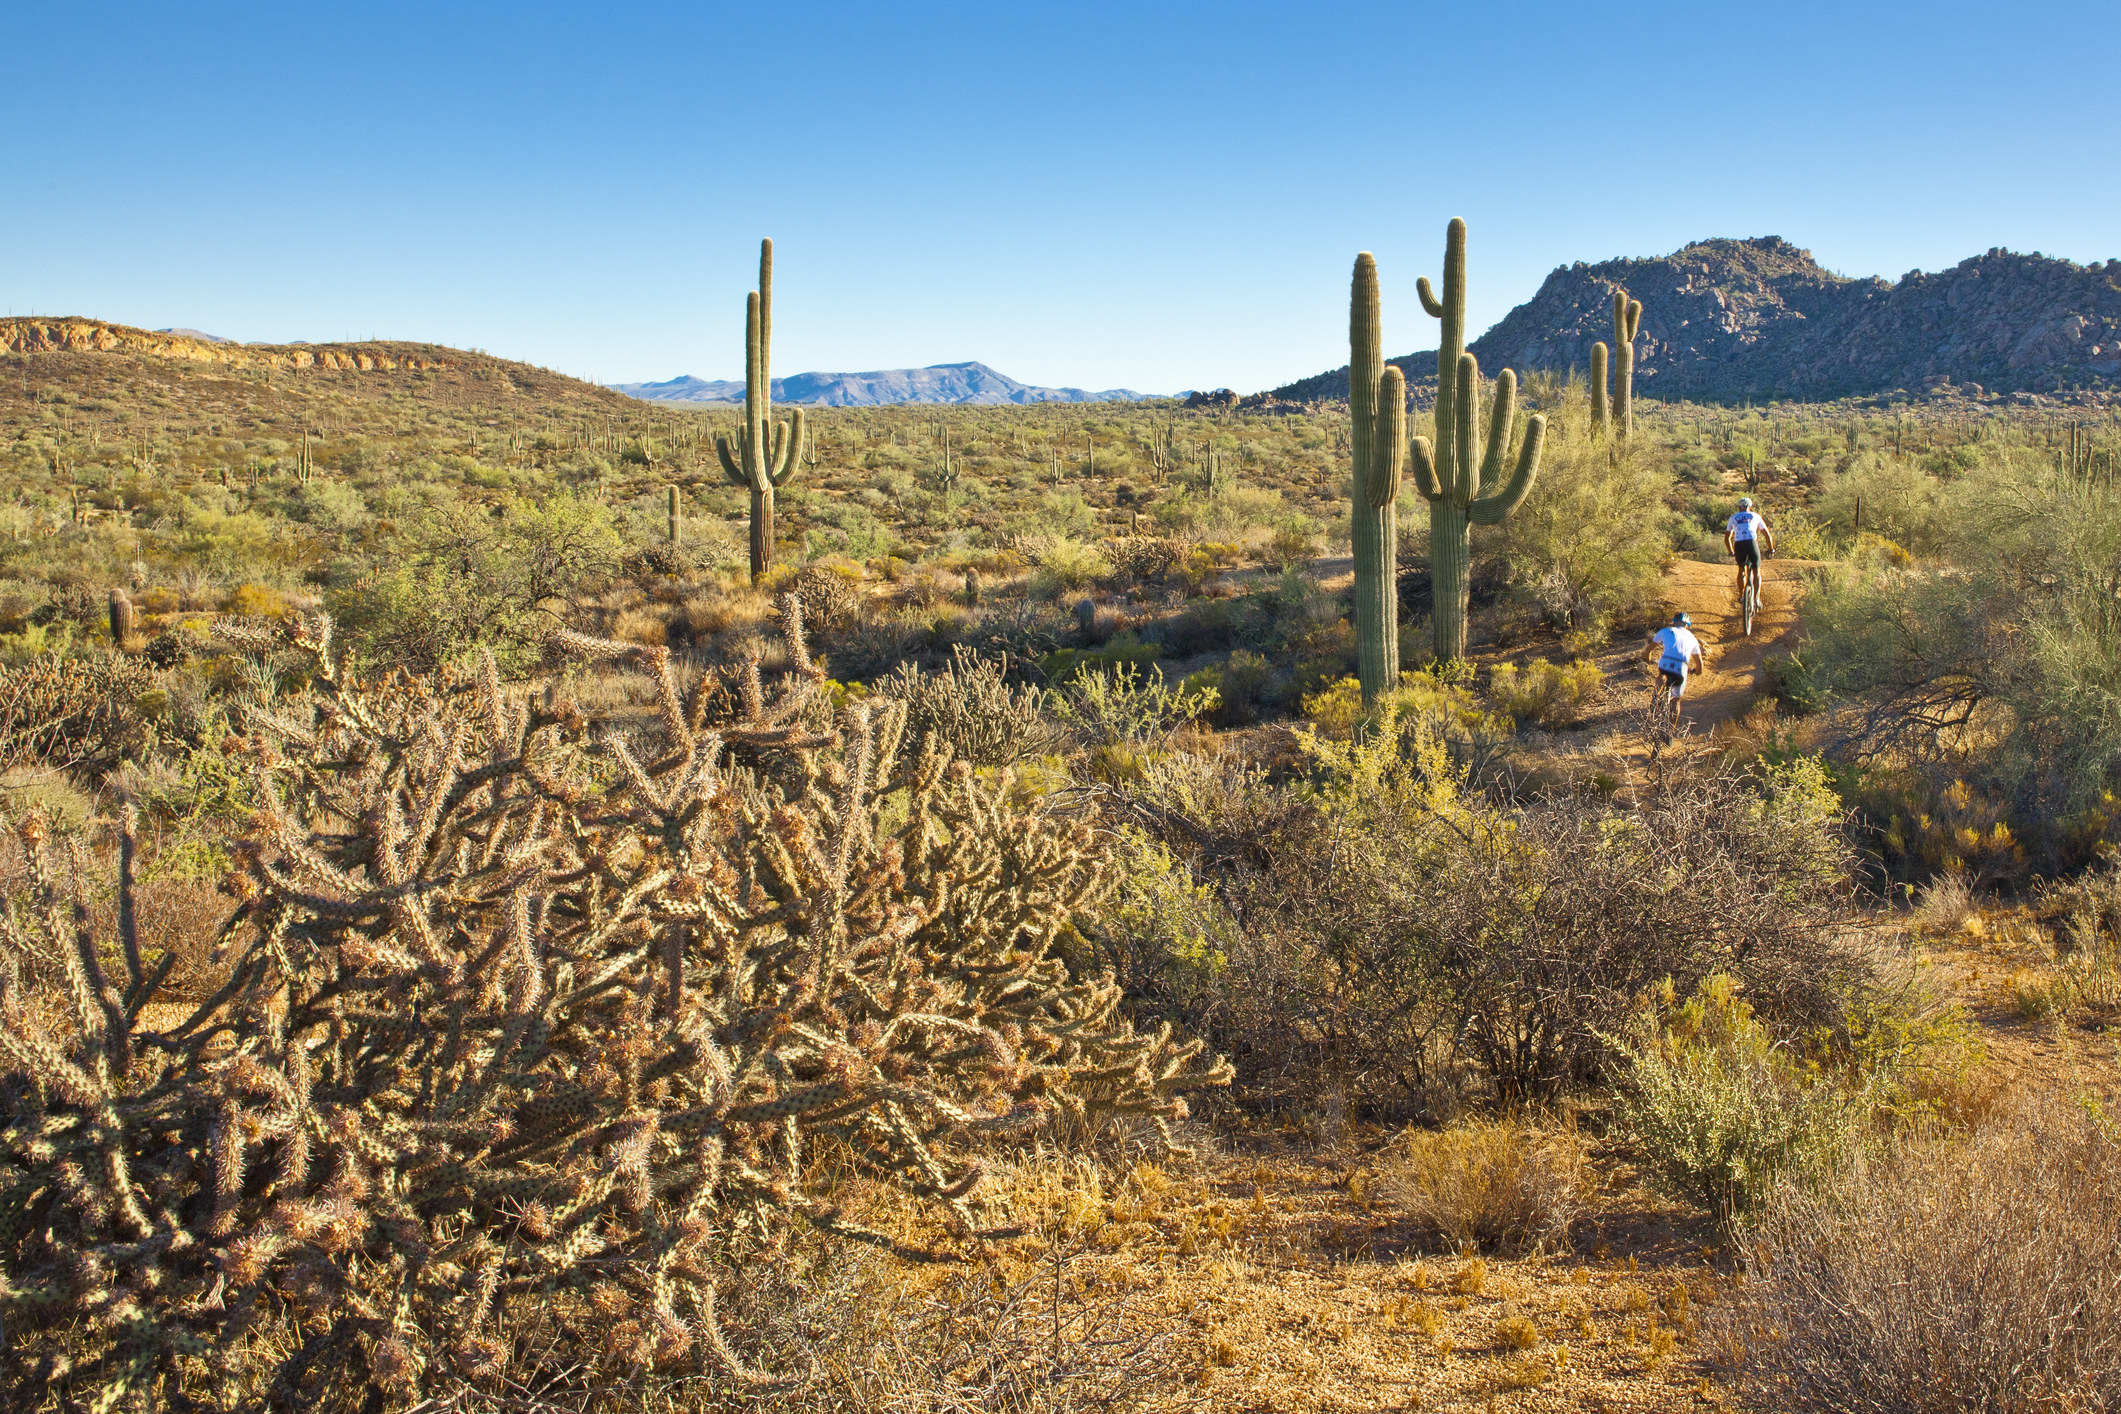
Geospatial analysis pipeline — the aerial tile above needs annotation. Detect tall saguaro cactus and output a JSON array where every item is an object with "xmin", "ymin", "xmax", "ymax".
[
  {"xmin": 1590, "ymin": 341, "xmax": 1610, "ymax": 435},
  {"xmin": 715, "ymin": 238, "xmax": 805, "ymax": 581},
  {"xmin": 1612, "ymin": 289, "xmax": 1642, "ymax": 440},
  {"xmin": 1348, "ymin": 253, "xmax": 1405, "ymax": 705},
  {"xmin": 1411, "ymin": 218, "xmax": 1547, "ymax": 663}
]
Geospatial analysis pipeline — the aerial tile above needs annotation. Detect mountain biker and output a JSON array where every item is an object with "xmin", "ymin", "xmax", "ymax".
[
  {"xmin": 1723, "ymin": 497, "xmax": 1775, "ymax": 598},
  {"xmin": 1646, "ymin": 611, "xmax": 1706, "ymax": 725}
]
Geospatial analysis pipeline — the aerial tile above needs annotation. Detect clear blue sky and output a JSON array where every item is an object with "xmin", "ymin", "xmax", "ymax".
[{"xmin": 4, "ymin": 2, "xmax": 2116, "ymax": 395}]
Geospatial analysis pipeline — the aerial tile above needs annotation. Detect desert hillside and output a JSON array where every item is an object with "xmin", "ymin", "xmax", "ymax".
[{"xmin": 1277, "ymin": 237, "xmax": 2121, "ymax": 402}]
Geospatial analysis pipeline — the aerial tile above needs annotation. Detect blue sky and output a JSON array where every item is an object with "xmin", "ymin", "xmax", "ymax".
[{"xmin": 4, "ymin": 2, "xmax": 2116, "ymax": 394}]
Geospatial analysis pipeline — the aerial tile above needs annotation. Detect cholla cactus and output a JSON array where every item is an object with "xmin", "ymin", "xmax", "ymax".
[
  {"xmin": 0, "ymin": 601, "xmax": 1227, "ymax": 1408},
  {"xmin": 0, "ymin": 649, "xmax": 158, "ymax": 771}
]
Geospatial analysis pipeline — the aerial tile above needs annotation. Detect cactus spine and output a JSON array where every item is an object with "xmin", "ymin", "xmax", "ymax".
[
  {"xmin": 666, "ymin": 484, "xmax": 682, "ymax": 544},
  {"xmin": 1590, "ymin": 341, "xmax": 1609, "ymax": 435},
  {"xmin": 1411, "ymin": 218, "xmax": 1547, "ymax": 664},
  {"xmin": 715, "ymin": 238, "xmax": 805, "ymax": 581},
  {"xmin": 1348, "ymin": 252, "xmax": 1404, "ymax": 705},
  {"xmin": 1612, "ymin": 289, "xmax": 1642, "ymax": 440}
]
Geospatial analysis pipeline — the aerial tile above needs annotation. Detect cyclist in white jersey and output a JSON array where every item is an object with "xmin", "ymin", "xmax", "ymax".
[
  {"xmin": 1723, "ymin": 497, "xmax": 1775, "ymax": 596},
  {"xmin": 1645, "ymin": 611, "xmax": 1706, "ymax": 725}
]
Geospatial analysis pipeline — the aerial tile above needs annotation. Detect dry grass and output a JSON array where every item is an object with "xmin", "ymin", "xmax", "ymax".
[
  {"xmin": 1378, "ymin": 1118, "xmax": 1588, "ymax": 1256},
  {"xmin": 1717, "ymin": 1095, "xmax": 2121, "ymax": 1412}
]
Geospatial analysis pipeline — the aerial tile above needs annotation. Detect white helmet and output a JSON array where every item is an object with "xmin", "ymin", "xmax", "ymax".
[{"xmin": 1738, "ymin": 497, "xmax": 1754, "ymax": 509}]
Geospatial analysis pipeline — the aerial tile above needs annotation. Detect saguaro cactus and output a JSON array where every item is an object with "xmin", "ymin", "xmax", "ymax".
[
  {"xmin": 715, "ymin": 238, "xmax": 805, "ymax": 581},
  {"xmin": 1590, "ymin": 341, "xmax": 1610, "ymax": 434},
  {"xmin": 1612, "ymin": 289, "xmax": 1642, "ymax": 439},
  {"xmin": 1411, "ymin": 219, "xmax": 1547, "ymax": 663},
  {"xmin": 1348, "ymin": 252, "xmax": 1405, "ymax": 705},
  {"xmin": 666, "ymin": 484, "xmax": 682, "ymax": 544}
]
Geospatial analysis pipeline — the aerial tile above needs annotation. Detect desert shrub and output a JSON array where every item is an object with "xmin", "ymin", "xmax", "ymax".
[
  {"xmin": 1051, "ymin": 661, "xmax": 1218, "ymax": 751},
  {"xmin": 1720, "ymin": 1098, "xmax": 2121, "ymax": 1412},
  {"xmin": 2018, "ymin": 861, "xmax": 2121, "ymax": 1024},
  {"xmin": 876, "ymin": 643, "xmax": 1059, "ymax": 766},
  {"xmin": 1490, "ymin": 433, "xmax": 1670, "ymax": 631},
  {"xmin": 1760, "ymin": 649, "xmax": 1827, "ymax": 713},
  {"xmin": 0, "ymin": 606, "xmax": 1227, "ymax": 1409},
  {"xmin": 1098, "ymin": 697, "xmax": 1866, "ymax": 1113},
  {"xmin": 1266, "ymin": 514, "xmax": 1321, "ymax": 567},
  {"xmin": 1103, "ymin": 534, "xmax": 1185, "ymax": 583},
  {"xmin": 1024, "ymin": 536, "xmax": 1111, "ymax": 599},
  {"xmin": 1802, "ymin": 461, "xmax": 2121, "ymax": 866},
  {"xmin": 1614, "ymin": 975, "xmax": 1860, "ymax": 1222},
  {"xmin": 1379, "ymin": 1118, "xmax": 1585, "ymax": 1256},
  {"xmin": 1486, "ymin": 658, "xmax": 1602, "ymax": 729}
]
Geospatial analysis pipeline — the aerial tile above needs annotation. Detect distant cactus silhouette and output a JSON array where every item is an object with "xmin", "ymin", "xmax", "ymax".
[
  {"xmin": 715, "ymin": 238, "xmax": 804, "ymax": 580},
  {"xmin": 1412, "ymin": 218, "xmax": 1546, "ymax": 663},
  {"xmin": 1347, "ymin": 252, "xmax": 1403, "ymax": 704}
]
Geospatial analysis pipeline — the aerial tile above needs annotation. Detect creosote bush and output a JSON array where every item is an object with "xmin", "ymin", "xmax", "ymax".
[{"xmin": 0, "ymin": 603, "xmax": 1227, "ymax": 1410}]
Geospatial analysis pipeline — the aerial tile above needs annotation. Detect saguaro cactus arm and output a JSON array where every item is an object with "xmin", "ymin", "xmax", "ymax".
[
  {"xmin": 1410, "ymin": 436, "xmax": 1441, "ymax": 500},
  {"xmin": 1476, "ymin": 365, "xmax": 1517, "ymax": 496},
  {"xmin": 1615, "ymin": 289, "xmax": 1641, "ymax": 343},
  {"xmin": 716, "ymin": 436, "xmax": 746, "ymax": 483},
  {"xmin": 770, "ymin": 408, "xmax": 805, "ymax": 487},
  {"xmin": 1471, "ymin": 416, "xmax": 1545, "ymax": 525},
  {"xmin": 1366, "ymin": 367, "xmax": 1407, "ymax": 508},
  {"xmin": 1590, "ymin": 341, "xmax": 1610, "ymax": 432}
]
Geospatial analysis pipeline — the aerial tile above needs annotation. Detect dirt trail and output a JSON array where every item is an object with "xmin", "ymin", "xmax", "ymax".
[{"xmin": 1656, "ymin": 556, "xmax": 1817, "ymax": 733}]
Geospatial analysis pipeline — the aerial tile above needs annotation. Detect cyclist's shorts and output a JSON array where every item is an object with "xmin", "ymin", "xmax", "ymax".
[
  {"xmin": 1659, "ymin": 667, "xmax": 1687, "ymax": 692},
  {"xmin": 1733, "ymin": 540, "xmax": 1761, "ymax": 572}
]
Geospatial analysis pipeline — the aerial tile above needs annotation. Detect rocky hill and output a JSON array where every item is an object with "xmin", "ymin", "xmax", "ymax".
[
  {"xmin": 1273, "ymin": 238, "xmax": 2121, "ymax": 404},
  {"xmin": 614, "ymin": 360, "xmax": 1154, "ymax": 406},
  {"xmin": 0, "ymin": 317, "xmax": 639, "ymax": 418}
]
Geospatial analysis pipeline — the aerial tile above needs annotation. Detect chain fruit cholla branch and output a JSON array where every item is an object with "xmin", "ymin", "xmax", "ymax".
[
  {"xmin": 0, "ymin": 605, "xmax": 1227, "ymax": 1407},
  {"xmin": 1411, "ymin": 217, "xmax": 1547, "ymax": 664},
  {"xmin": 715, "ymin": 238, "xmax": 804, "ymax": 581}
]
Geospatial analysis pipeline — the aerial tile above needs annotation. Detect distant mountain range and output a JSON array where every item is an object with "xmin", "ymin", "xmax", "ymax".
[
  {"xmin": 1273, "ymin": 237, "xmax": 2121, "ymax": 404},
  {"xmin": 613, "ymin": 360, "xmax": 1156, "ymax": 407}
]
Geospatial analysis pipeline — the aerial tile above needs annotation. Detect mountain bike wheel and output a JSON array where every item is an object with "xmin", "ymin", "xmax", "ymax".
[{"xmin": 1742, "ymin": 570, "xmax": 1758, "ymax": 636}]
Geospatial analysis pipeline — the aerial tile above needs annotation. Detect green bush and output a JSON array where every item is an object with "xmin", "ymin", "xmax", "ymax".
[
  {"xmin": 1614, "ymin": 974, "xmax": 1858, "ymax": 1222},
  {"xmin": 1486, "ymin": 657, "xmax": 1603, "ymax": 730},
  {"xmin": 1491, "ymin": 433, "xmax": 1670, "ymax": 630}
]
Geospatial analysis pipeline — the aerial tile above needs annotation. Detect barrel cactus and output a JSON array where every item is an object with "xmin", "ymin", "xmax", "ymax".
[{"xmin": 1411, "ymin": 218, "xmax": 1547, "ymax": 664}]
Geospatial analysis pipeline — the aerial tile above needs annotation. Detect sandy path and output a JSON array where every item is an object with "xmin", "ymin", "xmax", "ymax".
[{"xmin": 1654, "ymin": 556, "xmax": 1816, "ymax": 733}]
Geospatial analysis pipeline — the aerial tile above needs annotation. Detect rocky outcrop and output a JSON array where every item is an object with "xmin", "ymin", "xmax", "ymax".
[
  {"xmin": 0, "ymin": 317, "xmax": 460, "ymax": 373},
  {"xmin": 1273, "ymin": 238, "xmax": 2121, "ymax": 403}
]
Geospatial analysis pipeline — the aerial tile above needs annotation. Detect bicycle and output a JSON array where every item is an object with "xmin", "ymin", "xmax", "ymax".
[{"xmin": 1739, "ymin": 558, "xmax": 1761, "ymax": 637}]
